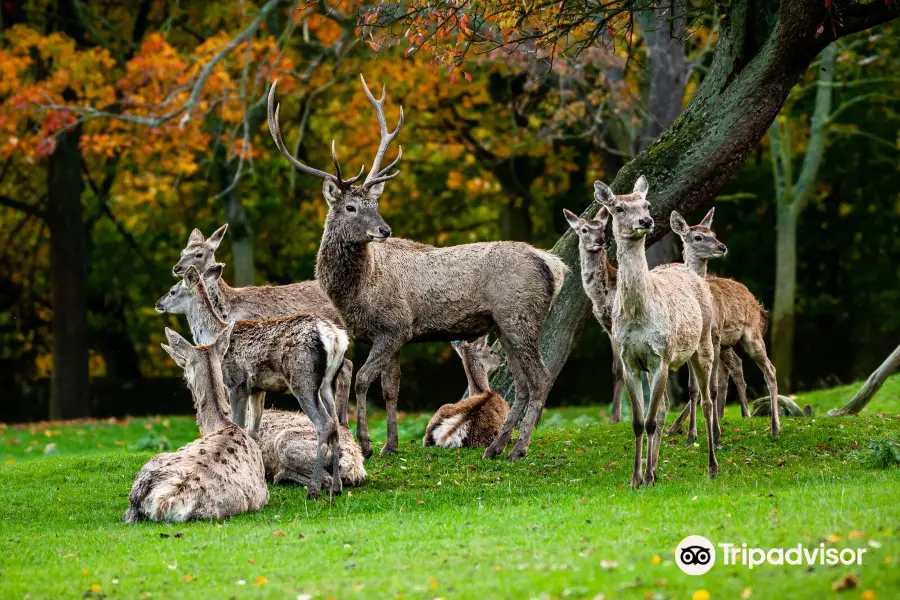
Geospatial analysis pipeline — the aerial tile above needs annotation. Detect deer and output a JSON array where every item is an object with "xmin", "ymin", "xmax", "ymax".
[
  {"xmin": 267, "ymin": 75, "xmax": 568, "ymax": 460},
  {"xmin": 562, "ymin": 207, "xmax": 626, "ymax": 423},
  {"xmin": 123, "ymin": 326, "xmax": 268, "ymax": 523},
  {"xmin": 593, "ymin": 175, "xmax": 719, "ymax": 487},
  {"xmin": 667, "ymin": 208, "xmax": 781, "ymax": 439},
  {"xmin": 156, "ymin": 265, "xmax": 347, "ymax": 499},
  {"xmin": 423, "ymin": 336, "xmax": 508, "ymax": 448},
  {"xmin": 170, "ymin": 225, "xmax": 354, "ymax": 429},
  {"xmin": 253, "ymin": 408, "xmax": 367, "ymax": 488}
]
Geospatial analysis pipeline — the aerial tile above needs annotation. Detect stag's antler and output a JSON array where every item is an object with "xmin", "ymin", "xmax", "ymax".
[
  {"xmin": 267, "ymin": 79, "xmax": 363, "ymax": 190},
  {"xmin": 359, "ymin": 74, "xmax": 404, "ymax": 188}
]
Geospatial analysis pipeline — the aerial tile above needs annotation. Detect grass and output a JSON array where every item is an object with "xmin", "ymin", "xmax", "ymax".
[{"xmin": 1, "ymin": 376, "xmax": 899, "ymax": 599}]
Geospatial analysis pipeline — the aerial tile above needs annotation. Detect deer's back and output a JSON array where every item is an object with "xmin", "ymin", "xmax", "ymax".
[{"xmin": 223, "ymin": 279, "xmax": 343, "ymax": 326}]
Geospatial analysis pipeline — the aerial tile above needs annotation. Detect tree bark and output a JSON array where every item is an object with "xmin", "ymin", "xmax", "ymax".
[
  {"xmin": 771, "ymin": 201, "xmax": 799, "ymax": 391},
  {"xmin": 489, "ymin": 0, "xmax": 896, "ymax": 404},
  {"xmin": 827, "ymin": 344, "xmax": 900, "ymax": 417},
  {"xmin": 218, "ymin": 160, "xmax": 257, "ymax": 286}
]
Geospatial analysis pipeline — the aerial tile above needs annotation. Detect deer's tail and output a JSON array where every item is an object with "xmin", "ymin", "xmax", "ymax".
[{"xmin": 529, "ymin": 248, "xmax": 569, "ymax": 301}]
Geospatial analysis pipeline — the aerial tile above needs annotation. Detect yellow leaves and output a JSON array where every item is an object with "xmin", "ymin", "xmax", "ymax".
[
  {"xmin": 253, "ymin": 576, "xmax": 268, "ymax": 585},
  {"xmin": 89, "ymin": 584, "xmax": 102, "ymax": 592},
  {"xmin": 692, "ymin": 590, "xmax": 711, "ymax": 600},
  {"xmin": 82, "ymin": 568, "xmax": 90, "ymax": 576},
  {"xmin": 181, "ymin": 575, "xmax": 194, "ymax": 582},
  {"xmin": 651, "ymin": 554, "xmax": 661, "ymax": 565},
  {"xmin": 427, "ymin": 576, "xmax": 439, "ymax": 590},
  {"xmin": 861, "ymin": 591, "xmax": 876, "ymax": 600}
]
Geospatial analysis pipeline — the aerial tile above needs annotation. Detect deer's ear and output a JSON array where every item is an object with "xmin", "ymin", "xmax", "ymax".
[
  {"xmin": 161, "ymin": 344, "xmax": 187, "ymax": 369},
  {"xmin": 188, "ymin": 228, "xmax": 204, "ymax": 245},
  {"xmin": 204, "ymin": 263, "xmax": 224, "ymax": 282},
  {"xmin": 368, "ymin": 181, "xmax": 385, "ymax": 199},
  {"xmin": 633, "ymin": 175, "xmax": 649, "ymax": 197},
  {"xmin": 164, "ymin": 327, "xmax": 195, "ymax": 359},
  {"xmin": 322, "ymin": 180, "xmax": 343, "ymax": 206},
  {"xmin": 563, "ymin": 208, "xmax": 581, "ymax": 230},
  {"xmin": 700, "ymin": 207, "xmax": 715, "ymax": 228},
  {"xmin": 670, "ymin": 211, "xmax": 690, "ymax": 236},
  {"xmin": 597, "ymin": 206, "xmax": 611, "ymax": 228},
  {"xmin": 214, "ymin": 322, "xmax": 234, "ymax": 359},
  {"xmin": 207, "ymin": 224, "xmax": 228, "ymax": 250},
  {"xmin": 184, "ymin": 266, "xmax": 201, "ymax": 288},
  {"xmin": 593, "ymin": 181, "xmax": 615, "ymax": 206}
]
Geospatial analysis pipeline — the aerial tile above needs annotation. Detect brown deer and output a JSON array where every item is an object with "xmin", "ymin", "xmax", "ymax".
[
  {"xmin": 668, "ymin": 209, "xmax": 781, "ymax": 438},
  {"xmin": 157, "ymin": 265, "xmax": 347, "ymax": 499},
  {"xmin": 423, "ymin": 337, "xmax": 508, "ymax": 448},
  {"xmin": 170, "ymin": 226, "xmax": 354, "ymax": 428},
  {"xmin": 253, "ymin": 409, "xmax": 367, "ymax": 488},
  {"xmin": 267, "ymin": 75, "xmax": 567, "ymax": 460},
  {"xmin": 563, "ymin": 207, "xmax": 626, "ymax": 423},
  {"xmin": 594, "ymin": 176, "xmax": 718, "ymax": 487},
  {"xmin": 123, "ymin": 326, "xmax": 268, "ymax": 523}
]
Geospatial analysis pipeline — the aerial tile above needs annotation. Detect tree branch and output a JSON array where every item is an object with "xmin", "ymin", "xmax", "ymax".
[{"xmin": 0, "ymin": 195, "xmax": 46, "ymax": 220}]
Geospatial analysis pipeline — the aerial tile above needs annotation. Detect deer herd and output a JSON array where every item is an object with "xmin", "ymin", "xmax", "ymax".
[{"xmin": 122, "ymin": 75, "xmax": 781, "ymax": 523}]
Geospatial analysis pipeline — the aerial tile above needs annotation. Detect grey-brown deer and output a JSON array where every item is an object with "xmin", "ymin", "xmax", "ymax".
[
  {"xmin": 423, "ymin": 337, "xmax": 508, "ymax": 448},
  {"xmin": 563, "ymin": 207, "xmax": 625, "ymax": 423},
  {"xmin": 156, "ymin": 265, "xmax": 348, "ymax": 499},
  {"xmin": 170, "ymin": 226, "xmax": 354, "ymax": 428},
  {"xmin": 594, "ymin": 176, "xmax": 719, "ymax": 487},
  {"xmin": 123, "ymin": 326, "xmax": 268, "ymax": 523},
  {"xmin": 668, "ymin": 209, "xmax": 781, "ymax": 438},
  {"xmin": 267, "ymin": 75, "xmax": 567, "ymax": 460}
]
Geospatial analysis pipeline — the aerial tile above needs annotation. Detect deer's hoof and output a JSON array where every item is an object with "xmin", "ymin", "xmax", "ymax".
[
  {"xmin": 771, "ymin": 426, "xmax": 782, "ymax": 438},
  {"xmin": 306, "ymin": 488, "xmax": 321, "ymax": 501},
  {"xmin": 708, "ymin": 464, "xmax": 719, "ymax": 479},
  {"xmin": 642, "ymin": 471, "xmax": 657, "ymax": 487},
  {"xmin": 684, "ymin": 433, "xmax": 697, "ymax": 447},
  {"xmin": 379, "ymin": 444, "xmax": 397, "ymax": 458},
  {"xmin": 507, "ymin": 445, "xmax": 528, "ymax": 461},
  {"xmin": 609, "ymin": 414, "xmax": 622, "ymax": 424},
  {"xmin": 630, "ymin": 473, "xmax": 643, "ymax": 489},
  {"xmin": 482, "ymin": 444, "xmax": 503, "ymax": 460},
  {"xmin": 666, "ymin": 425, "xmax": 682, "ymax": 437}
]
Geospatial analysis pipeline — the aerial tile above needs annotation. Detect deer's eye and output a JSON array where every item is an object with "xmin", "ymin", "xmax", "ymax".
[
  {"xmin": 694, "ymin": 235, "xmax": 702, "ymax": 242},
  {"xmin": 581, "ymin": 227, "xmax": 588, "ymax": 234},
  {"xmin": 615, "ymin": 206, "xmax": 624, "ymax": 214},
  {"xmin": 195, "ymin": 252, "xmax": 202, "ymax": 258},
  {"xmin": 345, "ymin": 204, "xmax": 357, "ymax": 213},
  {"xmin": 170, "ymin": 290, "xmax": 175, "ymax": 296}
]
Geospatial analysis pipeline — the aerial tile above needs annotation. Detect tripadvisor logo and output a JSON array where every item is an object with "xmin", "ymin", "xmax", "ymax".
[{"xmin": 675, "ymin": 535, "xmax": 869, "ymax": 575}]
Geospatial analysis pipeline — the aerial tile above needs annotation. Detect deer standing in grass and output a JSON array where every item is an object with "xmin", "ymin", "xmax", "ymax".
[
  {"xmin": 667, "ymin": 209, "xmax": 781, "ymax": 439},
  {"xmin": 423, "ymin": 337, "xmax": 508, "ymax": 448},
  {"xmin": 594, "ymin": 176, "xmax": 718, "ymax": 486},
  {"xmin": 124, "ymin": 327, "xmax": 268, "ymax": 523},
  {"xmin": 563, "ymin": 207, "xmax": 626, "ymax": 423},
  {"xmin": 156, "ymin": 265, "xmax": 347, "ymax": 499},
  {"xmin": 267, "ymin": 75, "xmax": 567, "ymax": 460},
  {"xmin": 170, "ymin": 226, "xmax": 354, "ymax": 428}
]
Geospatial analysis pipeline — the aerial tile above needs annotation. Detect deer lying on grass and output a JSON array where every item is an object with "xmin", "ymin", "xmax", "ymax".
[
  {"xmin": 156, "ymin": 265, "xmax": 347, "ymax": 499},
  {"xmin": 253, "ymin": 409, "xmax": 366, "ymax": 488},
  {"xmin": 268, "ymin": 75, "xmax": 567, "ymax": 460},
  {"xmin": 594, "ymin": 176, "xmax": 718, "ymax": 487},
  {"xmin": 123, "ymin": 327, "xmax": 268, "ymax": 523},
  {"xmin": 170, "ymin": 225, "xmax": 353, "ymax": 428},
  {"xmin": 423, "ymin": 336, "xmax": 508, "ymax": 448},
  {"xmin": 563, "ymin": 207, "xmax": 626, "ymax": 423},
  {"xmin": 668, "ymin": 209, "xmax": 781, "ymax": 438}
]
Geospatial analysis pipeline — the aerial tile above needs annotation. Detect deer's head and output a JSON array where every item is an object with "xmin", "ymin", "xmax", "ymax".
[
  {"xmin": 593, "ymin": 176, "xmax": 653, "ymax": 240},
  {"xmin": 172, "ymin": 224, "xmax": 227, "ymax": 277},
  {"xmin": 563, "ymin": 206, "xmax": 610, "ymax": 252},
  {"xmin": 268, "ymin": 75, "xmax": 403, "ymax": 245},
  {"xmin": 671, "ymin": 208, "xmax": 727, "ymax": 260},
  {"xmin": 156, "ymin": 264, "xmax": 225, "ymax": 315},
  {"xmin": 161, "ymin": 324, "xmax": 233, "ymax": 393}
]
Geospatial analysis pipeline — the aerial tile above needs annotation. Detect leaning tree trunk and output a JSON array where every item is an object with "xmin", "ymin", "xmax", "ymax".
[
  {"xmin": 489, "ymin": 0, "xmax": 896, "ymax": 404},
  {"xmin": 827, "ymin": 344, "xmax": 900, "ymax": 416}
]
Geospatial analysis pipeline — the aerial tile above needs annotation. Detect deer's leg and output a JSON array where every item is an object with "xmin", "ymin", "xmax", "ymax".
[
  {"xmin": 666, "ymin": 369, "xmax": 694, "ymax": 438},
  {"xmin": 609, "ymin": 340, "xmax": 624, "ymax": 423},
  {"xmin": 273, "ymin": 429, "xmax": 318, "ymax": 486},
  {"xmin": 335, "ymin": 359, "xmax": 353, "ymax": 428},
  {"xmin": 724, "ymin": 349, "xmax": 750, "ymax": 418},
  {"xmin": 228, "ymin": 386, "xmax": 250, "ymax": 430},
  {"xmin": 623, "ymin": 367, "xmax": 646, "ymax": 488},
  {"xmin": 508, "ymin": 339, "xmax": 551, "ymax": 461},
  {"xmin": 354, "ymin": 338, "xmax": 402, "ymax": 459},
  {"xmin": 643, "ymin": 365, "xmax": 669, "ymax": 487},
  {"xmin": 710, "ymin": 345, "xmax": 723, "ymax": 448},
  {"xmin": 740, "ymin": 335, "xmax": 781, "ymax": 437},
  {"xmin": 717, "ymin": 349, "xmax": 732, "ymax": 416},
  {"xmin": 689, "ymin": 345, "xmax": 719, "ymax": 480},
  {"xmin": 483, "ymin": 341, "xmax": 528, "ymax": 459},
  {"xmin": 288, "ymin": 368, "xmax": 331, "ymax": 500},
  {"xmin": 379, "ymin": 353, "xmax": 402, "ymax": 457},
  {"xmin": 318, "ymin": 348, "xmax": 345, "ymax": 496},
  {"xmin": 246, "ymin": 390, "xmax": 266, "ymax": 440}
]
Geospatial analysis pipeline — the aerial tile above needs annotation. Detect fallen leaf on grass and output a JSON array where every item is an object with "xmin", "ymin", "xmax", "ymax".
[
  {"xmin": 82, "ymin": 569, "xmax": 90, "ymax": 575},
  {"xmin": 181, "ymin": 575, "xmax": 193, "ymax": 582},
  {"xmin": 828, "ymin": 534, "xmax": 842, "ymax": 543},
  {"xmin": 600, "ymin": 560, "xmax": 618, "ymax": 569},
  {"xmin": 651, "ymin": 555, "xmax": 661, "ymax": 565},
  {"xmin": 861, "ymin": 591, "xmax": 876, "ymax": 600},
  {"xmin": 254, "ymin": 576, "xmax": 268, "ymax": 585},
  {"xmin": 848, "ymin": 531, "xmax": 865, "ymax": 539},
  {"xmin": 692, "ymin": 590, "xmax": 711, "ymax": 600},
  {"xmin": 273, "ymin": 530, "xmax": 285, "ymax": 537},
  {"xmin": 63, "ymin": 554, "xmax": 74, "ymax": 559},
  {"xmin": 832, "ymin": 573, "xmax": 859, "ymax": 591},
  {"xmin": 741, "ymin": 588, "xmax": 752, "ymax": 599},
  {"xmin": 89, "ymin": 584, "xmax": 102, "ymax": 591}
]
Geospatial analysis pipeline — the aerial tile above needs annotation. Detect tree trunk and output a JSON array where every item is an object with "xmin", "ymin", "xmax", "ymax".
[
  {"xmin": 489, "ymin": 0, "xmax": 896, "ymax": 404},
  {"xmin": 219, "ymin": 163, "xmax": 256, "ymax": 286},
  {"xmin": 48, "ymin": 123, "xmax": 89, "ymax": 420},
  {"xmin": 827, "ymin": 344, "xmax": 900, "ymax": 416},
  {"xmin": 771, "ymin": 202, "xmax": 798, "ymax": 392}
]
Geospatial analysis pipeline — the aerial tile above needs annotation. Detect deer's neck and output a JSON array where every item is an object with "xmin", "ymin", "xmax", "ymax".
[
  {"xmin": 316, "ymin": 226, "xmax": 371, "ymax": 309},
  {"xmin": 193, "ymin": 362, "xmax": 232, "ymax": 436},
  {"xmin": 462, "ymin": 352, "xmax": 491, "ymax": 396},
  {"xmin": 683, "ymin": 249, "xmax": 708, "ymax": 277},
  {"xmin": 615, "ymin": 237, "xmax": 653, "ymax": 319},
  {"xmin": 187, "ymin": 280, "xmax": 229, "ymax": 345},
  {"xmin": 205, "ymin": 278, "xmax": 233, "ymax": 320},
  {"xmin": 579, "ymin": 246, "xmax": 616, "ymax": 308}
]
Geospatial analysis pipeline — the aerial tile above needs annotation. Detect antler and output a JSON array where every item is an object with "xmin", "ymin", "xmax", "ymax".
[
  {"xmin": 359, "ymin": 74, "xmax": 404, "ymax": 188},
  {"xmin": 267, "ymin": 79, "xmax": 363, "ymax": 190}
]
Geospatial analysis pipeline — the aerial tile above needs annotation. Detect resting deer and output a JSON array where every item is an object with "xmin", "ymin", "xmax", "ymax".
[
  {"xmin": 268, "ymin": 75, "xmax": 567, "ymax": 460},
  {"xmin": 423, "ymin": 337, "xmax": 508, "ymax": 448},
  {"xmin": 123, "ymin": 326, "xmax": 268, "ymax": 523},
  {"xmin": 254, "ymin": 409, "xmax": 366, "ymax": 488},
  {"xmin": 156, "ymin": 265, "xmax": 347, "ymax": 499},
  {"xmin": 668, "ymin": 209, "xmax": 781, "ymax": 438},
  {"xmin": 594, "ymin": 176, "xmax": 718, "ymax": 487},
  {"xmin": 563, "ymin": 207, "xmax": 626, "ymax": 423},
  {"xmin": 170, "ymin": 225, "xmax": 353, "ymax": 428}
]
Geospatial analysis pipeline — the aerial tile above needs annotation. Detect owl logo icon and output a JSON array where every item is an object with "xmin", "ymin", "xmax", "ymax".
[{"xmin": 676, "ymin": 535, "xmax": 716, "ymax": 575}]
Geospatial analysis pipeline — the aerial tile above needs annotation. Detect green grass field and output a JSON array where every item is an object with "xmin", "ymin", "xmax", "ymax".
[{"xmin": 2, "ymin": 377, "xmax": 899, "ymax": 599}]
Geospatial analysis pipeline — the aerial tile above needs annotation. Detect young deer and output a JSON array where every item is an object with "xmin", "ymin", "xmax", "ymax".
[
  {"xmin": 268, "ymin": 75, "xmax": 567, "ymax": 460},
  {"xmin": 123, "ymin": 327, "xmax": 268, "ymax": 523},
  {"xmin": 594, "ymin": 176, "xmax": 719, "ymax": 487},
  {"xmin": 170, "ymin": 226, "xmax": 354, "ymax": 428},
  {"xmin": 563, "ymin": 207, "xmax": 626, "ymax": 423},
  {"xmin": 254, "ymin": 409, "xmax": 367, "ymax": 488},
  {"xmin": 156, "ymin": 265, "xmax": 348, "ymax": 499},
  {"xmin": 668, "ymin": 209, "xmax": 781, "ymax": 438},
  {"xmin": 423, "ymin": 337, "xmax": 508, "ymax": 448}
]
